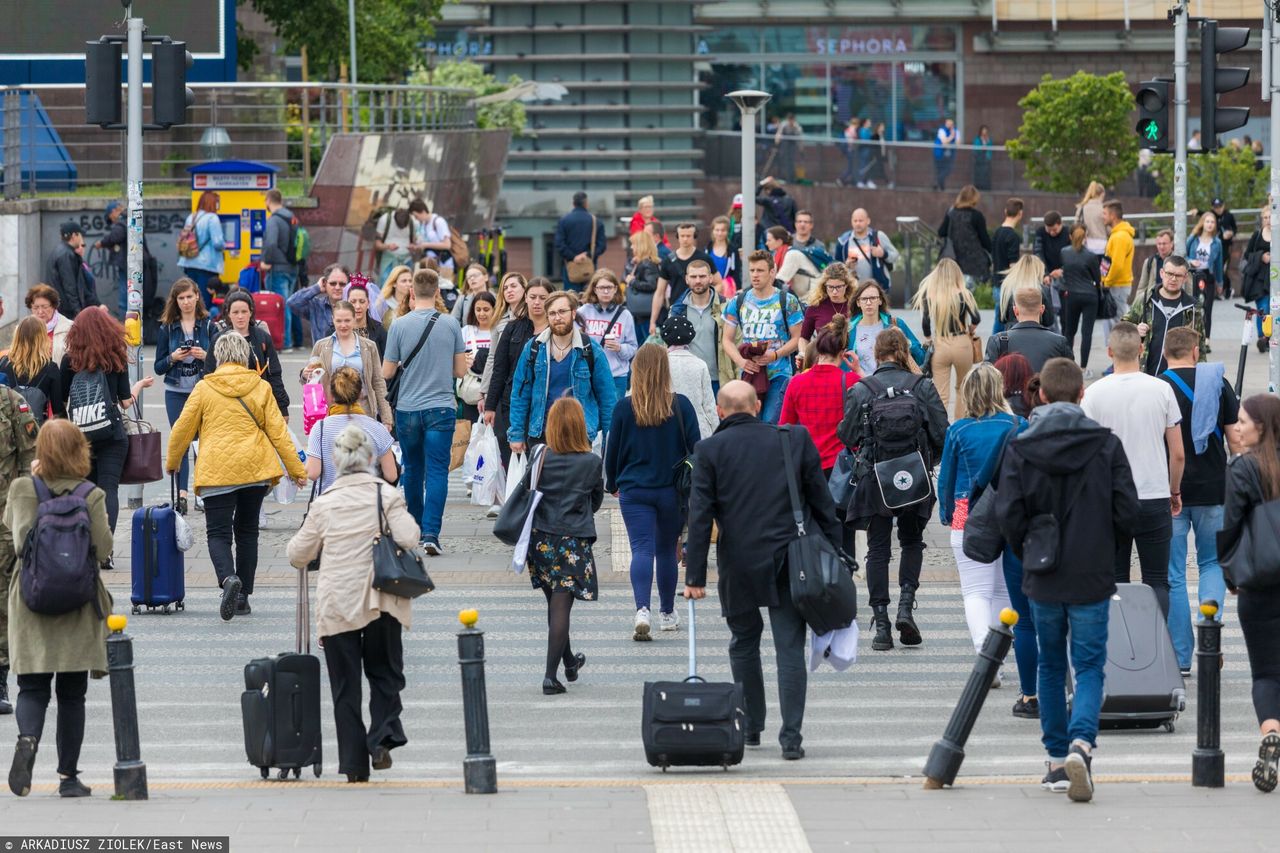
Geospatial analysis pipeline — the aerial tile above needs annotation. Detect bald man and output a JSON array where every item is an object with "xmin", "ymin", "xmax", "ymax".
[
  {"xmin": 684, "ymin": 380, "xmax": 844, "ymax": 760},
  {"xmin": 834, "ymin": 208, "xmax": 898, "ymax": 287}
]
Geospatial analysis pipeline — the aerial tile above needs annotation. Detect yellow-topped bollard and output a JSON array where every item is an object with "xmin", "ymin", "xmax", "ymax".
[
  {"xmin": 1199, "ymin": 602, "xmax": 1219, "ymax": 620},
  {"xmin": 107, "ymin": 614, "xmax": 128, "ymax": 634},
  {"xmin": 459, "ymin": 609, "xmax": 479, "ymax": 628},
  {"xmin": 456, "ymin": 607, "xmax": 495, "ymax": 793},
  {"xmin": 999, "ymin": 608, "xmax": 1019, "ymax": 628}
]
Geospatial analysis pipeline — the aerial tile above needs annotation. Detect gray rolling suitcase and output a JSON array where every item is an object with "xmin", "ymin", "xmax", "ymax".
[{"xmin": 1098, "ymin": 583, "xmax": 1186, "ymax": 731}]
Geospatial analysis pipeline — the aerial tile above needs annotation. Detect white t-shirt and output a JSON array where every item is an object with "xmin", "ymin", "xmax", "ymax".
[
  {"xmin": 419, "ymin": 214, "xmax": 455, "ymax": 272},
  {"xmin": 1082, "ymin": 371, "xmax": 1182, "ymax": 499}
]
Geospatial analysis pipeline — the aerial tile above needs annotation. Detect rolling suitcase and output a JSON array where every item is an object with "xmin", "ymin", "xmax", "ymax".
[
  {"xmin": 241, "ymin": 567, "xmax": 323, "ymax": 779},
  {"xmin": 129, "ymin": 482, "xmax": 185, "ymax": 614},
  {"xmin": 1098, "ymin": 583, "xmax": 1187, "ymax": 731},
  {"xmin": 641, "ymin": 598, "xmax": 746, "ymax": 770},
  {"xmin": 253, "ymin": 291, "xmax": 286, "ymax": 351}
]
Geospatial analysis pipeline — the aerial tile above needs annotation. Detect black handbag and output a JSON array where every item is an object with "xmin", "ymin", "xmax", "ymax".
[
  {"xmin": 780, "ymin": 427, "xmax": 858, "ymax": 635},
  {"xmin": 827, "ymin": 448, "xmax": 857, "ymax": 511},
  {"xmin": 1219, "ymin": 497, "xmax": 1280, "ymax": 591},
  {"xmin": 960, "ymin": 425, "xmax": 1016, "ymax": 564},
  {"xmin": 371, "ymin": 484, "xmax": 435, "ymax": 599},
  {"xmin": 1022, "ymin": 472, "xmax": 1089, "ymax": 576},
  {"xmin": 1097, "ymin": 282, "xmax": 1118, "ymax": 320},
  {"xmin": 493, "ymin": 445, "xmax": 546, "ymax": 547},
  {"xmin": 672, "ymin": 399, "xmax": 694, "ymax": 504}
]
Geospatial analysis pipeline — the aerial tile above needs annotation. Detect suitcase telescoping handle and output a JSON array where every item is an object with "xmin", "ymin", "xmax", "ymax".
[
  {"xmin": 686, "ymin": 597, "xmax": 703, "ymax": 683},
  {"xmin": 296, "ymin": 562, "xmax": 311, "ymax": 655}
]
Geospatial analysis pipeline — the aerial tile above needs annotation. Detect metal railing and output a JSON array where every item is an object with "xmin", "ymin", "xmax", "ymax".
[{"xmin": 0, "ymin": 81, "xmax": 475, "ymax": 200}]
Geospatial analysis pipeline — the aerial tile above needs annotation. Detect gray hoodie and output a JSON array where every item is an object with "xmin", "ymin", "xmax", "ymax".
[{"xmin": 262, "ymin": 206, "xmax": 297, "ymax": 275}]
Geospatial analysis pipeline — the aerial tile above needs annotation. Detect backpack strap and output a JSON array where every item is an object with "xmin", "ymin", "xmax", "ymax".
[
  {"xmin": 32, "ymin": 477, "xmax": 52, "ymax": 503},
  {"xmin": 71, "ymin": 481, "xmax": 96, "ymax": 499}
]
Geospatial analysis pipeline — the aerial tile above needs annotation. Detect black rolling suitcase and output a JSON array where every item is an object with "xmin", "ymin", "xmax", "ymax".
[
  {"xmin": 241, "ymin": 568, "xmax": 324, "ymax": 779},
  {"xmin": 1098, "ymin": 583, "xmax": 1187, "ymax": 731},
  {"xmin": 642, "ymin": 599, "xmax": 746, "ymax": 770}
]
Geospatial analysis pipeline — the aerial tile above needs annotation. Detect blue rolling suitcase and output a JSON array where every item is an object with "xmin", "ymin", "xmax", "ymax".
[{"xmin": 130, "ymin": 477, "xmax": 185, "ymax": 614}]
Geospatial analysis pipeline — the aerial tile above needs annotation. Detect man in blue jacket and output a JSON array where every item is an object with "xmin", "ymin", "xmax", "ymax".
[
  {"xmin": 287, "ymin": 263, "xmax": 349, "ymax": 346},
  {"xmin": 509, "ymin": 291, "xmax": 616, "ymax": 453},
  {"xmin": 553, "ymin": 192, "xmax": 606, "ymax": 292}
]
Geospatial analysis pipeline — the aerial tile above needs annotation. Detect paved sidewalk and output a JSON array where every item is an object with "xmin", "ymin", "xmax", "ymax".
[{"xmin": 0, "ymin": 780, "xmax": 1272, "ymax": 852}]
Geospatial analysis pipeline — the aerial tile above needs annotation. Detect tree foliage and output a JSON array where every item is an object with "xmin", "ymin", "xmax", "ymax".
[
  {"xmin": 410, "ymin": 62, "xmax": 527, "ymax": 135},
  {"xmin": 1151, "ymin": 147, "xmax": 1269, "ymax": 212},
  {"xmin": 242, "ymin": 0, "xmax": 444, "ymax": 83},
  {"xmin": 1006, "ymin": 71, "xmax": 1138, "ymax": 194}
]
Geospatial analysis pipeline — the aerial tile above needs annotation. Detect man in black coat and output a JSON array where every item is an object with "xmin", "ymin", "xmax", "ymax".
[
  {"xmin": 985, "ymin": 285, "xmax": 1074, "ymax": 372},
  {"xmin": 553, "ymin": 191, "xmax": 606, "ymax": 292},
  {"xmin": 995, "ymin": 358, "xmax": 1139, "ymax": 802},
  {"xmin": 685, "ymin": 380, "xmax": 841, "ymax": 760},
  {"xmin": 44, "ymin": 220, "xmax": 99, "ymax": 318}
]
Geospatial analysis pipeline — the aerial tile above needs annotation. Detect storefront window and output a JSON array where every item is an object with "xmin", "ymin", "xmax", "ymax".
[
  {"xmin": 831, "ymin": 64, "xmax": 895, "ymax": 138},
  {"xmin": 699, "ymin": 64, "xmax": 762, "ymax": 131},
  {"xmin": 763, "ymin": 62, "xmax": 828, "ymax": 136},
  {"xmin": 763, "ymin": 27, "xmax": 820, "ymax": 54},
  {"xmin": 697, "ymin": 27, "xmax": 760, "ymax": 56},
  {"xmin": 895, "ymin": 61, "xmax": 957, "ymax": 141}
]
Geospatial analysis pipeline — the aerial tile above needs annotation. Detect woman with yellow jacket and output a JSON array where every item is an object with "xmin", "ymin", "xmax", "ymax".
[{"xmin": 166, "ymin": 332, "xmax": 307, "ymax": 622}]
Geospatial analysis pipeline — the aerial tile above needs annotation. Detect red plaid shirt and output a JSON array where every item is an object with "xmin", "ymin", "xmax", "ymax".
[{"xmin": 779, "ymin": 363, "xmax": 860, "ymax": 469}]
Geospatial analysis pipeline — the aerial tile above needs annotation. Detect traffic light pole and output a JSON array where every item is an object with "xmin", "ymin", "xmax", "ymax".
[
  {"xmin": 1269, "ymin": 0, "xmax": 1280, "ymax": 392},
  {"xmin": 125, "ymin": 9, "xmax": 145, "ymax": 509},
  {"xmin": 1173, "ymin": 4, "xmax": 1189, "ymax": 250}
]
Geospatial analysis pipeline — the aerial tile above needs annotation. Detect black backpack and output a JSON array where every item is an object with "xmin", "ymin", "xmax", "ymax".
[
  {"xmin": 858, "ymin": 374, "xmax": 927, "ymax": 463},
  {"xmin": 67, "ymin": 370, "xmax": 122, "ymax": 441},
  {"xmin": 0, "ymin": 359, "xmax": 49, "ymax": 425},
  {"xmin": 20, "ymin": 479, "xmax": 101, "ymax": 617}
]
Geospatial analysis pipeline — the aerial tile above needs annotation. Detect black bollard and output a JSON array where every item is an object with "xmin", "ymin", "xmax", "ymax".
[
  {"xmin": 105, "ymin": 615, "xmax": 148, "ymax": 800},
  {"xmin": 923, "ymin": 608, "xmax": 1018, "ymax": 789},
  {"xmin": 1192, "ymin": 601, "xmax": 1224, "ymax": 788},
  {"xmin": 457, "ymin": 609, "xmax": 497, "ymax": 794}
]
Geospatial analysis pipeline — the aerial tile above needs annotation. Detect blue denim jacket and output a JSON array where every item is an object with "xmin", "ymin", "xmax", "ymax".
[
  {"xmin": 508, "ymin": 329, "xmax": 617, "ymax": 444},
  {"xmin": 937, "ymin": 411, "xmax": 1026, "ymax": 525},
  {"xmin": 176, "ymin": 212, "xmax": 225, "ymax": 275},
  {"xmin": 154, "ymin": 318, "xmax": 214, "ymax": 390},
  {"xmin": 286, "ymin": 282, "xmax": 335, "ymax": 340}
]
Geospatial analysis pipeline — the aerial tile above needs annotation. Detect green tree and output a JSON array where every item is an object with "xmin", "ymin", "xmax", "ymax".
[
  {"xmin": 241, "ymin": 0, "xmax": 444, "ymax": 83},
  {"xmin": 1006, "ymin": 71, "xmax": 1138, "ymax": 194},
  {"xmin": 1151, "ymin": 147, "xmax": 1268, "ymax": 213},
  {"xmin": 410, "ymin": 61, "xmax": 527, "ymax": 135}
]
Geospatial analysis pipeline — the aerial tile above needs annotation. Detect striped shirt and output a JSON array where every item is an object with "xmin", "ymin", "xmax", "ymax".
[{"xmin": 305, "ymin": 414, "xmax": 394, "ymax": 493}]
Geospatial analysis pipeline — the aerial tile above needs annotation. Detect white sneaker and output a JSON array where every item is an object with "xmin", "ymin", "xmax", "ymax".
[
  {"xmin": 865, "ymin": 180, "xmax": 877, "ymax": 189},
  {"xmin": 990, "ymin": 671, "xmax": 1003, "ymax": 690},
  {"xmin": 658, "ymin": 610, "xmax": 680, "ymax": 632},
  {"xmin": 486, "ymin": 504, "xmax": 500, "ymax": 519},
  {"xmin": 1084, "ymin": 368, "xmax": 1096, "ymax": 379},
  {"xmin": 633, "ymin": 608, "xmax": 652, "ymax": 641}
]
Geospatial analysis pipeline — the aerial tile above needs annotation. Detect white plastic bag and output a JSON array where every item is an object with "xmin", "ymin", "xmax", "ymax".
[
  {"xmin": 174, "ymin": 513, "xmax": 195, "ymax": 552},
  {"xmin": 274, "ymin": 428, "xmax": 306, "ymax": 504},
  {"xmin": 461, "ymin": 422, "xmax": 488, "ymax": 484},
  {"xmin": 504, "ymin": 452, "xmax": 528, "ymax": 502},
  {"xmin": 470, "ymin": 427, "xmax": 505, "ymax": 506}
]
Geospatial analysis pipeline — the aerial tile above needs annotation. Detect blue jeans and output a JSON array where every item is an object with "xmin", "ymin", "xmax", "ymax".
[
  {"xmin": 613, "ymin": 374, "xmax": 629, "ymax": 402},
  {"xmin": 185, "ymin": 267, "xmax": 217, "ymax": 310},
  {"xmin": 1168, "ymin": 504, "xmax": 1226, "ymax": 671},
  {"xmin": 761, "ymin": 374, "xmax": 790, "ymax": 425},
  {"xmin": 266, "ymin": 270, "xmax": 296, "ymax": 349},
  {"xmin": 711, "ymin": 381, "xmax": 720, "ymax": 397},
  {"xmin": 164, "ymin": 389, "xmax": 194, "ymax": 494},
  {"xmin": 1031, "ymin": 597, "xmax": 1109, "ymax": 759},
  {"xmin": 395, "ymin": 407, "xmax": 455, "ymax": 542},
  {"xmin": 619, "ymin": 486, "xmax": 683, "ymax": 614},
  {"xmin": 1001, "ymin": 545, "xmax": 1039, "ymax": 698}
]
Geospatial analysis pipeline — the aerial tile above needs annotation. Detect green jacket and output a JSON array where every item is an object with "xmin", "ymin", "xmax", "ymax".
[
  {"xmin": 1123, "ymin": 289, "xmax": 1207, "ymax": 369},
  {"xmin": 0, "ymin": 387, "xmax": 38, "ymax": 519}
]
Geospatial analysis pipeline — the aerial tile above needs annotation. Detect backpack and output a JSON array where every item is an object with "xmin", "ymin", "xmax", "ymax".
[
  {"xmin": 272, "ymin": 211, "xmax": 306, "ymax": 265},
  {"xmin": 0, "ymin": 359, "xmax": 50, "ymax": 425},
  {"xmin": 67, "ymin": 370, "xmax": 122, "ymax": 441},
  {"xmin": 858, "ymin": 374, "xmax": 927, "ymax": 463},
  {"xmin": 19, "ymin": 479, "xmax": 101, "ymax": 617},
  {"xmin": 177, "ymin": 213, "xmax": 203, "ymax": 259},
  {"xmin": 734, "ymin": 285, "xmax": 799, "ymax": 367},
  {"xmin": 796, "ymin": 242, "xmax": 833, "ymax": 272},
  {"xmin": 523, "ymin": 336, "xmax": 596, "ymax": 388}
]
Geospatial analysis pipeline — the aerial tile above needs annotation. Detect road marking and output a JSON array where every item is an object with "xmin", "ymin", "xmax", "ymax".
[{"xmin": 647, "ymin": 783, "xmax": 811, "ymax": 853}]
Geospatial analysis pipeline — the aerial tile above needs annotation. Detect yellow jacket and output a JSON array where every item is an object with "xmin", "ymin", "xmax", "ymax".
[
  {"xmin": 1102, "ymin": 220, "xmax": 1135, "ymax": 287},
  {"xmin": 166, "ymin": 364, "xmax": 306, "ymax": 494}
]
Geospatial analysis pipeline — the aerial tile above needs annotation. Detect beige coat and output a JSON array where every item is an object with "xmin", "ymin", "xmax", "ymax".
[
  {"xmin": 51, "ymin": 314, "xmax": 73, "ymax": 364},
  {"xmin": 4, "ymin": 476, "xmax": 114, "ymax": 676},
  {"xmin": 306, "ymin": 335, "xmax": 393, "ymax": 429},
  {"xmin": 286, "ymin": 472, "xmax": 420, "ymax": 638}
]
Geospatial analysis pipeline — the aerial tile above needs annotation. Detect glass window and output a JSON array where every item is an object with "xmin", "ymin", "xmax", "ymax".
[
  {"xmin": 763, "ymin": 27, "xmax": 822, "ymax": 54},
  {"xmin": 831, "ymin": 64, "xmax": 895, "ymax": 136},
  {"xmin": 763, "ymin": 62, "xmax": 829, "ymax": 136},
  {"xmin": 697, "ymin": 27, "xmax": 760, "ymax": 56},
  {"xmin": 894, "ymin": 61, "xmax": 957, "ymax": 141},
  {"xmin": 699, "ymin": 64, "xmax": 762, "ymax": 131}
]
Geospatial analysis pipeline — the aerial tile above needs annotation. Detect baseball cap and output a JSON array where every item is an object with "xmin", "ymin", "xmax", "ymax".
[
  {"xmin": 60, "ymin": 220, "xmax": 82, "ymax": 239},
  {"xmin": 105, "ymin": 201, "xmax": 122, "ymax": 219},
  {"xmin": 1212, "ymin": 197, "xmax": 1224, "ymax": 207},
  {"xmin": 732, "ymin": 193, "xmax": 743, "ymax": 209}
]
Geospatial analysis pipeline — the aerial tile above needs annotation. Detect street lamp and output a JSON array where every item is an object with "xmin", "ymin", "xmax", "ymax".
[{"xmin": 728, "ymin": 90, "xmax": 771, "ymax": 260}]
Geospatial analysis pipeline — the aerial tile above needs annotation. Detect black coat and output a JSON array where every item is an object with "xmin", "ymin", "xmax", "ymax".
[
  {"xmin": 685, "ymin": 415, "xmax": 841, "ymax": 618},
  {"xmin": 1219, "ymin": 453, "xmax": 1270, "ymax": 591},
  {"xmin": 45, "ymin": 241, "xmax": 99, "ymax": 318},
  {"xmin": 530, "ymin": 450, "xmax": 604, "ymax": 540},
  {"xmin": 985, "ymin": 321, "xmax": 1074, "ymax": 373},
  {"xmin": 995, "ymin": 403, "xmax": 1140, "ymax": 604},
  {"xmin": 938, "ymin": 207, "xmax": 992, "ymax": 281},
  {"xmin": 485, "ymin": 317, "xmax": 536, "ymax": 440},
  {"xmin": 1242, "ymin": 229, "xmax": 1271, "ymax": 303}
]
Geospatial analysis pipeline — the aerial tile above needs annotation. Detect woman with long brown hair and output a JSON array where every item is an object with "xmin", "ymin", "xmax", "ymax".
[
  {"xmin": 525, "ymin": 398, "xmax": 604, "ymax": 695},
  {"xmin": 1220, "ymin": 393, "xmax": 1280, "ymax": 792},
  {"xmin": 604, "ymin": 344, "xmax": 701, "ymax": 641},
  {"xmin": 911, "ymin": 258, "xmax": 980, "ymax": 417},
  {"xmin": 60, "ymin": 307, "xmax": 152, "ymax": 534},
  {"xmin": 176, "ymin": 190, "xmax": 225, "ymax": 308},
  {"xmin": 800, "ymin": 262, "xmax": 854, "ymax": 354},
  {"xmin": 484, "ymin": 277, "xmax": 551, "ymax": 474},
  {"xmin": 155, "ymin": 278, "xmax": 213, "ymax": 513},
  {"xmin": 0, "ymin": 315, "xmax": 63, "ymax": 422}
]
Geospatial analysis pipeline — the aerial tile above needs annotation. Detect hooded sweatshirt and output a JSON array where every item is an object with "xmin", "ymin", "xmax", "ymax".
[
  {"xmin": 994, "ymin": 402, "xmax": 1140, "ymax": 604},
  {"xmin": 1102, "ymin": 219, "xmax": 1135, "ymax": 287}
]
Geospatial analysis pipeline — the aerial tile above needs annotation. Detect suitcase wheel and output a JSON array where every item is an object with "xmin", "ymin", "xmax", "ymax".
[
  {"xmin": 293, "ymin": 767, "xmax": 302, "ymax": 779},
  {"xmin": 260, "ymin": 767, "xmax": 269, "ymax": 780},
  {"xmin": 131, "ymin": 605, "xmax": 140, "ymax": 615},
  {"xmin": 161, "ymin": 605, "xmax": 171, "ymax": 615},
  {"xmin": 278, "ymin": 768, "xmax": 290, "ymax": 780},
  {"xmin": 176, "ymin": 601, "xmax": 185, "ymax": 612},
  {"xmin": 1164, "ymin": 720, "xmax": 1175, "ymax": 733},
  {"xmin": 313, "ymin": 764, "xmax": 322, "ymax": 778}
]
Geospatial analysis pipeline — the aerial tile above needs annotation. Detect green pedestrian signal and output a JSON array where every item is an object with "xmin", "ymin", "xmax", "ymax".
[
  {"xmin": 1140, "ymin": 120, "xmax": 1161, "ymax": 142},
  {"xmin": 1135, "ymin": 81, "xmax": 1170, "ymax": 152}
]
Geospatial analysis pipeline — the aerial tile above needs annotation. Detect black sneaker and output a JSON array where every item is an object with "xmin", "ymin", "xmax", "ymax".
[
  {"xmin": 1179, "ymin": 667, "xmax": 1192, "ymax": 679},
  {"xmin": 1065, "ymin": 743, "xmax": 1094, "ymax": 802},
  {"xmin": 1253, "ymin": 732, "xmax": 1280, "ymax": 793},
  {"xmin": 782, "ymin": 745, "xmax": 805, "ymax": 761},
  {"xmin": 371, "ymin": 745, "xmax": 393, "ymax": 771},
  {"xmin": 235, "ymin": 594, "xmax": 252, "ymax": 617},
  {"xmin": 219, "ymin": 576, "xmax": 243, "ymax": 622},
  {"xmin": 1040, "ymin": 762, "xmax": 1070, "ymax": 793},
  {"xmin": 1012, "ymin": 696, "xmax": 1040, "ymax": 719},
  {"xmin": 58, "ymin": 776, "xmax": 91, "ymax": 798},
  {"xmin": 8, "ymin": 735, "xmax": 37, "ymax": 797},
  {"xmin": 745, "ymin": 732, "xmax": 761, "ymax": 747}
]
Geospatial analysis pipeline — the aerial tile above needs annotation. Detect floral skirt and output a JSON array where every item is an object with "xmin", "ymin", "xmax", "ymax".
[{"xmin": 527, "ymin": 532, "xmax": 598, "ymax": 601}]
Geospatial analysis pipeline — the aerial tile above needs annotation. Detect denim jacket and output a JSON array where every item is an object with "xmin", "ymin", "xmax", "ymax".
[
  {"xmin": 937, "ymin": 410, "xmax": 1026, "ymax": 525},
  {"xmin": 508, "ymin": 328, "xmax": 617, "ymax": 445},
  {"xmin": 176, "ymin": 211, "xmax": 225, "ymax": 275},
  {"xmin": 286, "ymin": 282, "xmax": 335, "ymax": 341},
  {"xmin": 154, "ymin": 318, "xmax": 215, "ymax": 391}
]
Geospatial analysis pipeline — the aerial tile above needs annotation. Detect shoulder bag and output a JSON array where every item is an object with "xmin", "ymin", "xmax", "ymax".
[
  {"xmin": 120, "ymin": 404, "xmax": 164, "ymax": 485},
  {"xmin": 960, "ymin": 423, "xmax": 1017, "ymax": 564},
  {"xmin": 1022, "ymin": 470, "xmax": 1091, "ymax": 575},
  {"xmin": 386, "ymin": 314, "xmax": 439, "ymax": 408},
  {"xmin": 371, "ymin": 483, "xmax": 435, "ymax": 598},
  {"xmin": 826, "ymin": 371, "xmax": 860, "ymax": 511},
  {"xmin": 493, "ymin": 444, "xmax": 547, "ymax": 547},
  {"xmin": 780, "ymin": 426, "xmax": 858, "ymax": 636},
  {"xmin": 566, "ymin": 216, "xmax": 598, "ymax": 285},
  {"xmin": 1220, "ymin": 497, "xmax": 1280, "ymax": 591},
  {"xmin": 672, "ymin": 398, "xmax": 695, "ymax": 505}
]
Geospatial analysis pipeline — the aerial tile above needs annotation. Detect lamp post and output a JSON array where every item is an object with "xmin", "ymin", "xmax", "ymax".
[
  {"xmin": 348, "ymin": 0, "xmax": 358, "ymax": 86},
  {"xmin": 728, "ymin": 90, "xmax": 771, "ymax": 263}
]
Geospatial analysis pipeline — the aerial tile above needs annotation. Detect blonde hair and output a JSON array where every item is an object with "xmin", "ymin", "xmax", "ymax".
[
  {"xmin": 954, "ymin": 185, "xmax": 980, "ymax": 209},
  {"xmin": 629, "ymin": 344, "xmax": 674, "ymax": 427},
  {"xmin": 807, "ymin": 262, "xmax": 853, "ymax": 306},
  {"xmin": 213, "ymin": 330, "xmax": 252, "ymax": 366},
  {"xmin": 7, "ymin": 316, "xmax": 51, "ymax": 381},
  {"xmin": 1191, "ymin": 210, "xmax": 1218, "ymax": 238},
  {"xmin": 380, "ymin": 264, "xmax": 413, "ymax": 304},
  {"xmin": 960, "ymin": 363, "xmax": 1011, "ymax": 418},
  {"xmin": 637, "ymin": 195, "xmax": 654, "ymax": 208},
  {"xmin": 910, "ymin": 258, "xmax": 976, "ymax": 339},
  {"xmin": 630, "ymin": 229, "xmax": 659, "ymax": 265},
  {"xmin": 1076, "ymin": 180, "xmax": 1105, "ymax": 209},
  {"xmin": 998, "ymin": 254, "xmax": 1044, "ymax": 319},
  {"xmin": 333, "ymin": 424, "xmax": 376, "ymax": 476}
]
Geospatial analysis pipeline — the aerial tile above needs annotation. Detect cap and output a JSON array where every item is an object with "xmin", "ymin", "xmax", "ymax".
[
  {"xmin": 1212, "ymin": 197, "xmax": 1224, "ymax": 207},
  {"xmin": 660, "ymin": 314, "xmax": 696, "ymax": 347},
  {"xmin": 732, "ymin": 193, "xmax": 743, "ymax": 209},
  {"xmin": 104, "ymin": 201, "xmax": 122, "ymax": 219},
  {"xmin": 59, "ymin": 220, "xmax": 82, "ymax": 239}
]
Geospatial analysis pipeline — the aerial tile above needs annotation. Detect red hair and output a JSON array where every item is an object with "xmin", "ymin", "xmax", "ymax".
[
  {"xmin": 66, "ymin": 308, "xmax": 128, "ymax": 373},
  {"xmin": 196, "ymin": 190, "xmax": 220, "ymax": 213}
]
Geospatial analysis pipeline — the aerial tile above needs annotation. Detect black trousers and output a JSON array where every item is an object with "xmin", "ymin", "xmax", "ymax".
[
  {"xmin": 322, "ymin": 613, "xmax": 408, "ymax": 776},
  {"xmin": 203, "ymin": 485, "xmax": 270, "ymax": 595},
  {"xmin": 725, "ymin": 578, "xmax": 807, "ymax": 750},
  {"xmin": 864, "ymin": 512, "xmax": 926, "ymax": 609},
  {"xmin": 89, "ymin": 436, "xmax": 128, "ymax": 532},
  {"xmin": 15, "ymin": 671, "xmax": 89, "ymax": 778},
  {"xmin": 1239, "ymin": 584, "xmax": 1280, "ymax": 725},
  {"xmin": 1114, "ymin": 497, "xmax": 1172, "ymax": 616},
  {"xmin": 1061, "ymin": 291, "xmax": 1099, "ymax": 370}
]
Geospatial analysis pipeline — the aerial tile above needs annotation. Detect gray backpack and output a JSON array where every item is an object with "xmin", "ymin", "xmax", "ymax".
[{"xmin": 20, "ymin": 479, "xmax": 101, "ymax": 616}]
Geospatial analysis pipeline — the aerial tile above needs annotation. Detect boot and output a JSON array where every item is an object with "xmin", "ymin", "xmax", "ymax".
[
  {"xmin": 896, "ymin": 587, "xmax": 923, "ymax": 646},
  {"xmin": 0, "ymin": 666, "xmax": 10, "ymax": 715},
  {"xmin": 871, "ymin": 605, "xmax": 894, "ymax": 651}
]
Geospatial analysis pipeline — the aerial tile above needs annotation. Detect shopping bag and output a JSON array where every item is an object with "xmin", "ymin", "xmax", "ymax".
[
  {"xmin": 461, "ymin": 421, "xmax": 488, "ymax": 484},
  {"xmin": 302, "ymin": 369, "xmax": 327, "ymax": 435},
  {"xmin": 470, "ymin": 427, "xmax": 505, "ymax": 506},
  {"xmin": 504, "ymin": 452, "xmax": 528, "ymax": 502},
  {"xmin": 275, "ymin": 428, "xmax": 306, "ymax": 504},
  {"xmin": 450, "ymin": 419, "xmax": 472, "ymax": 472}
]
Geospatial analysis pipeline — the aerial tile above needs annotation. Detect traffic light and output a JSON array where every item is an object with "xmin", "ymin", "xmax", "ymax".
[
  {"xmin": 85, "ymin": 40, "xmax": 122, "ymax": 127},
  {"xmin": 1199, "ymin": 20, "xmax": 1251, "ymax": 151},
  {"xmin": 1135, "ymin": 80, "xmax": 1170, "ymax": 152},
  {"xmin": 152, "ymin": 41, "xmax": 194, "ymax": 128}
]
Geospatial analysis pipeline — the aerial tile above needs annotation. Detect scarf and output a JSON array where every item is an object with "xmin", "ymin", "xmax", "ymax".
[{"xmin": 328, "ymin": 403, "xmax": 366, "ymax": 417}]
